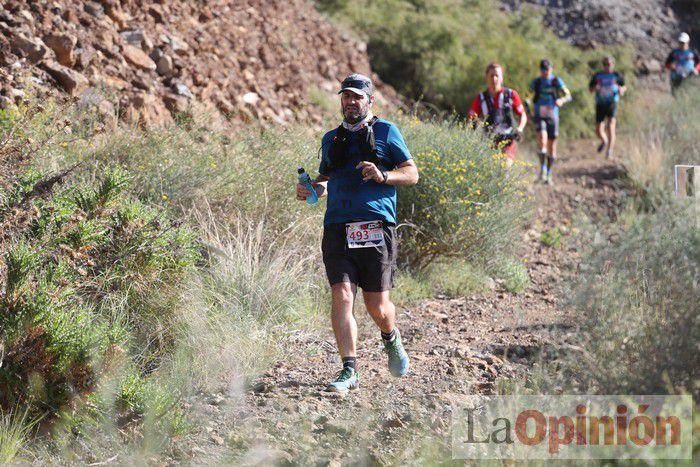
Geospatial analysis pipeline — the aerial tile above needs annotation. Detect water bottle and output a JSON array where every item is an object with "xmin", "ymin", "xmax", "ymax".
[{"xmin": 297, "ymin": 167, "xmax": 318, "ymax": 205}]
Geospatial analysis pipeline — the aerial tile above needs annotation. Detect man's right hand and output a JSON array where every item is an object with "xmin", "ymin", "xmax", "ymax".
[
  {"xmin": 296, "ymin": 182, "xmax": 325, "ymax": 201},
  {"xmin": 296, "ymin": 182, "xmax": 311, "ymax": 201}
]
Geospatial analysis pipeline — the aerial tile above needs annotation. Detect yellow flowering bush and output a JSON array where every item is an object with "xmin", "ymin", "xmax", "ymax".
[{"xmin": 396, "ymin": 115, "xmax": 530, "ymax": 271}]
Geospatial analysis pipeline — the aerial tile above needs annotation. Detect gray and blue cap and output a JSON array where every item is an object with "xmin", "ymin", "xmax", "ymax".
[{"xmin": 338, "ymin": 73, "xmax": 374, "ymax": 97}]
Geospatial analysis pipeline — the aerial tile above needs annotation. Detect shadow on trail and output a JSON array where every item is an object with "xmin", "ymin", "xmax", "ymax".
[{"xmin": 558, "ymin": 160, "xmax": 629, "ymax": 187}]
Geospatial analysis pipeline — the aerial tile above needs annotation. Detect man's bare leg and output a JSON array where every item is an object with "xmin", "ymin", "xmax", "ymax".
[
  {"xmin": 331, "ymin": 282, "xmax": 357, "ymax": 358},
  {"xmin": 545, "ymin": 137, "xmax": 557, "ymax": 184},
  {"xmin": 548, "ymin": 138, "xmax": 557, "ymax": 160},
  {"xmin": 606, "ymin": 118, "xmax": 617, "ymax": 158},
  {"xmin": 596, "ymin": 121, "xmax": 608, "ymax": 152},
  {"xmin": 363, "ymin": 290, "xmax": 409, "ymax": 377},
  {"xmin": 362, "ymin": 290, "xmax": 396, "ymax": 333},
  {"xmin": 537, "ymin": 129, "xmax": 548, "ymax": 179}
]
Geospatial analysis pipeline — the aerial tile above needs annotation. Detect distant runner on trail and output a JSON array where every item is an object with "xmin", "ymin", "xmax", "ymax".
[
  {"xmin": 468, "ymin": 62, "xmax": 527, "ymax": 165},
  {"xmin": 529, "ymin": 59, "xmax": 572, "ymax": 185},
  {"xmin": 589, "ymin": 56, "xmax": 626, "ymax": 159},
  {"xmin": 295, "ymin": 73, "xmax": 419, "ymax": 394},
  {"xmin": 665, "ymin": 32, "xmax": 699, "ymax": 95}
]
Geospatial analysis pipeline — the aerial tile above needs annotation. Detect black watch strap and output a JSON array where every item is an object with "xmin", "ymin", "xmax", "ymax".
[{"xmin": 381, "ymin": 170, "xmax": 388, "ymax": 184}]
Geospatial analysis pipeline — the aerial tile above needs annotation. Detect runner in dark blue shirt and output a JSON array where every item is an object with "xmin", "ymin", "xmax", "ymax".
[
  {"xmin": 665, "ymin": 32, "xmax": 699, "ymax": 95},
  {"xmin": 529, "ymin": 59, "xmax": 572, "ymax": 185},
  {"xmin": 589, "ymin": 56, "xmax": 626, "ymax": 159},
  {"xmin": 295, "ymin": 73, "xmax": 419, "ymax": 394}
]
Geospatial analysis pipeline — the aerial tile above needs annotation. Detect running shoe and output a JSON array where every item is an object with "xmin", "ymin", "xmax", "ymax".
[
  {"xmin": 326, "ymin": 367, "xmax": 359, "ymax": 393},
  {"xmin": 384, "ymin": 329, "xmax": 410, "ymax": 377}
]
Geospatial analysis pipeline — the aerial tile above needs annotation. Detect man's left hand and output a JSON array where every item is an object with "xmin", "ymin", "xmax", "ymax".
[
  {"xmin": 356, "ymin": 161, "xmax": 384, "ymax": 183},
  {"xmin": 555, "ymin": 98, "xmax": 565, "ymax": 107}
]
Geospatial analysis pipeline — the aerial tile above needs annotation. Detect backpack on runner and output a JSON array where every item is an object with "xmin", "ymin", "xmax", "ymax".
[{"xmin": 478, "ymin": 88, "xmax": 514, "ymax": 136}]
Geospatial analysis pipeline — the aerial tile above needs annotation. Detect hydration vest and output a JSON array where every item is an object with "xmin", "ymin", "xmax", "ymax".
[
  {"xmin": 479, "ymin": 88, "xmax": 514, "ymax": 135},
  {"xmin": 670, "ymin": 48, "xmax": 697, "ymax": 78},
  {"xmin": 326, "ymin": 116, "xmax": 383, "ymax": 171},
  {"xmin": 593, "ymin": 72, "xmax": 621, "ymax": 103},
  {"xmin": 532, "ymin": 75, "xmax": 563, "ymax": 106}
]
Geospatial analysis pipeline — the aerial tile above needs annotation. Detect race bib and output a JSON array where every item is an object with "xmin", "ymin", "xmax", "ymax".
[
  {"xmin": 346, "ymin": 220, "xmax": 385, "ymax": 249},
  {"xmin": 538, "ymin": 105, "xmax": 554, "ymax": 119}
]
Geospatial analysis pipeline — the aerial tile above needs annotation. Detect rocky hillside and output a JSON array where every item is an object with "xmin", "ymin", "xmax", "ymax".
[
  {"xmin": 0, "ymin": 0, "xmax": 398, "ymax": 126},
  {"xmin": 501, "ymin": 0, "xmax": 685, "ymax": 73}
]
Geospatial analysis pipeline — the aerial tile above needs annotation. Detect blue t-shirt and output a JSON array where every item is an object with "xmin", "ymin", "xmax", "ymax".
[
  {"xmin": 530, "ymin": 75, "xmax": 567, "ymax": 118},
  {"xmin": 589, "ymin": 71, "xmax": 625, "ymax": 104},
  {"xmin": 666, "ymin": 48, "xmax": 699, "ymax": 79},
  {"xmin": 318, "ymin": 119, "xmax": 412, "ymax": 225}
]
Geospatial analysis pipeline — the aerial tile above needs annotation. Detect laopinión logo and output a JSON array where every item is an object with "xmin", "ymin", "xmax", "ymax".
[{"xmin": 451, "ymin": 395, "xmax": 692, "ymax": 459}]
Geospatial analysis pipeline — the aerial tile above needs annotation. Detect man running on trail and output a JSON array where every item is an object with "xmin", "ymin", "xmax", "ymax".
[
  {"xmin": 529, "ymin": 59, "xmax": 572, "ymax": 185},
  {"xmin": 468, "ymin": 62, "xmax": 527, "ymax": 165},
  {"xmin": 665, "ymin": 32, "xmax": 699, "ymax": 95},
  {"xmin": 589, "ymin": 56, "xmax": 626, "ymax": 159},
  {"xmin": 295, "ymin": 73, "xmax": 419, "ymax": 393}
]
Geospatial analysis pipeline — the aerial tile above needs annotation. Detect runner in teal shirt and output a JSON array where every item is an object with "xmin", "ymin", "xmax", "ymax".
[
  {"xmin": 319, "ymin": 118, "xmax": 411, "ymax": 225},
  {"xmin": 295, "ymin": 73, "xmax": 418, "ymax": 394}
]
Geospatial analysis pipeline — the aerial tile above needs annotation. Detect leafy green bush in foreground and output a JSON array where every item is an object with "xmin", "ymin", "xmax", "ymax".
[
  {"xmin": 397, "ymin": 115, "xmax": 530, "ymax": 275},
  {"xmin": 0, "ymin": 167, "xmax": 199, "ymax": 417}
]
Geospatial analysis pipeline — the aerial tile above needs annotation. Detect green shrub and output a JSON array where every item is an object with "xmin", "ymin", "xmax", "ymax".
[
  {"xmin": 499, "ymin": 258, "xmax": 530, "ymax": 293},
  {"xmin": 43, "ymin": 114, "xmax": 324, "ymax": 241},
  {"xmin": 392, "ymin": 272, "xmax": 433, "ymax": 305},
  {"xmin": 426, "ymin": 258, "xmax": 489, "ymax": 297},
  {"xmin": 562, "ymin": 204, "xmax": 699, "ymax": 397},
  {"xmin": 316, "ymin": 0, "xmax": 635, "ymax": 138},
  {"xmin": 393, "ymin": 258, "xmax": 489, "ymax": 304},
  {"xmin": 540, "ymin": 227, "xmax": 564, "ymax": 248},
  {"xmin": 0, "ymin": 167, "xmax": 199, "ymax": 416},
  {"xmin": 396, "ymin": 115, "xmax": 530, "ymax": 275}
]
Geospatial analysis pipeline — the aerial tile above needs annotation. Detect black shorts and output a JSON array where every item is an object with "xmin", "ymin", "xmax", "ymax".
[
  {"xmin": 595, "ymin": 102, "xmax": 618, "ymax": 123},
  {"xmin": 534, "ymin": 115, "xmax": 559, "ymax": 139},
  {"xmin": 322, "ymin": 221, "xmax": 397, "ymax": 292}
]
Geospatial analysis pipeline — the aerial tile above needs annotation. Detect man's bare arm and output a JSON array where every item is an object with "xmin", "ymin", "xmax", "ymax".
[{"xmin": 384, "ymin": 160, "xmax": 419, "ymax": 186}]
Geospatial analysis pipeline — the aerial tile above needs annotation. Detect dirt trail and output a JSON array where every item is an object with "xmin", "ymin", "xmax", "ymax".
[{"xmin": 186, "ymin": 140, "xmax": 630, "ymax": 465}]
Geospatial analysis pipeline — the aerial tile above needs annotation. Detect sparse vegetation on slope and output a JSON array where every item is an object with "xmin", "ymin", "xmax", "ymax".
[{"xmin": 623, "ymin": 80, "xmax": 700, "ymax": 206}]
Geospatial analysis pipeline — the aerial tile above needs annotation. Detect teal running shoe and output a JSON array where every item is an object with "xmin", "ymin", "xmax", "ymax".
[
  {"xmin": 326, "ymin": 367, "xmax": 359, "ymax": 393},
  {"xmin": 384, "ymin": 330, "xmax": 410, "ymax": 377}
]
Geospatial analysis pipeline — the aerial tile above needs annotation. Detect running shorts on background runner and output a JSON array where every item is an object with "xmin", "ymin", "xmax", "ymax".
[
  {"xmin": 534, "ymin": 115, "xmax": 559, "ymax": 139},
  {"xmin": 595, "ymin": 101, "xmax": 618, "ymax": 123}
]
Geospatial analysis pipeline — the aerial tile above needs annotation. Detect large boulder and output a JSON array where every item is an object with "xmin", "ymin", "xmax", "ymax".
[
  {"xmin": 10, "ymin": 34, "xmax": 49, "ymax": 64},
  {"xmin": 41, "ymin": 60, "xmax": 89, "ymax": 96},
  {"xmin": 43, "ymin": 33, "xmax": 77, "ymax": 67}
]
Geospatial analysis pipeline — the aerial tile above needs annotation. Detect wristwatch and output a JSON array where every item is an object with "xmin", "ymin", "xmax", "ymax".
[{"xmin": 380, "ymin": 170, "xmax": 388, "ymax": 184}]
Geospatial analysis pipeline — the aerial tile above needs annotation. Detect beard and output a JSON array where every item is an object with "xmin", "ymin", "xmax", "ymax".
[{"xmin": 342, "ymin": 104, "xmax": 368, "ymax": 124}]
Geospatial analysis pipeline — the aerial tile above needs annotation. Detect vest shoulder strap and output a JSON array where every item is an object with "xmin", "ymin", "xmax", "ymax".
[{"xmin": 481, "ymin": 90, "xmax": 495, "ymax": 117}]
